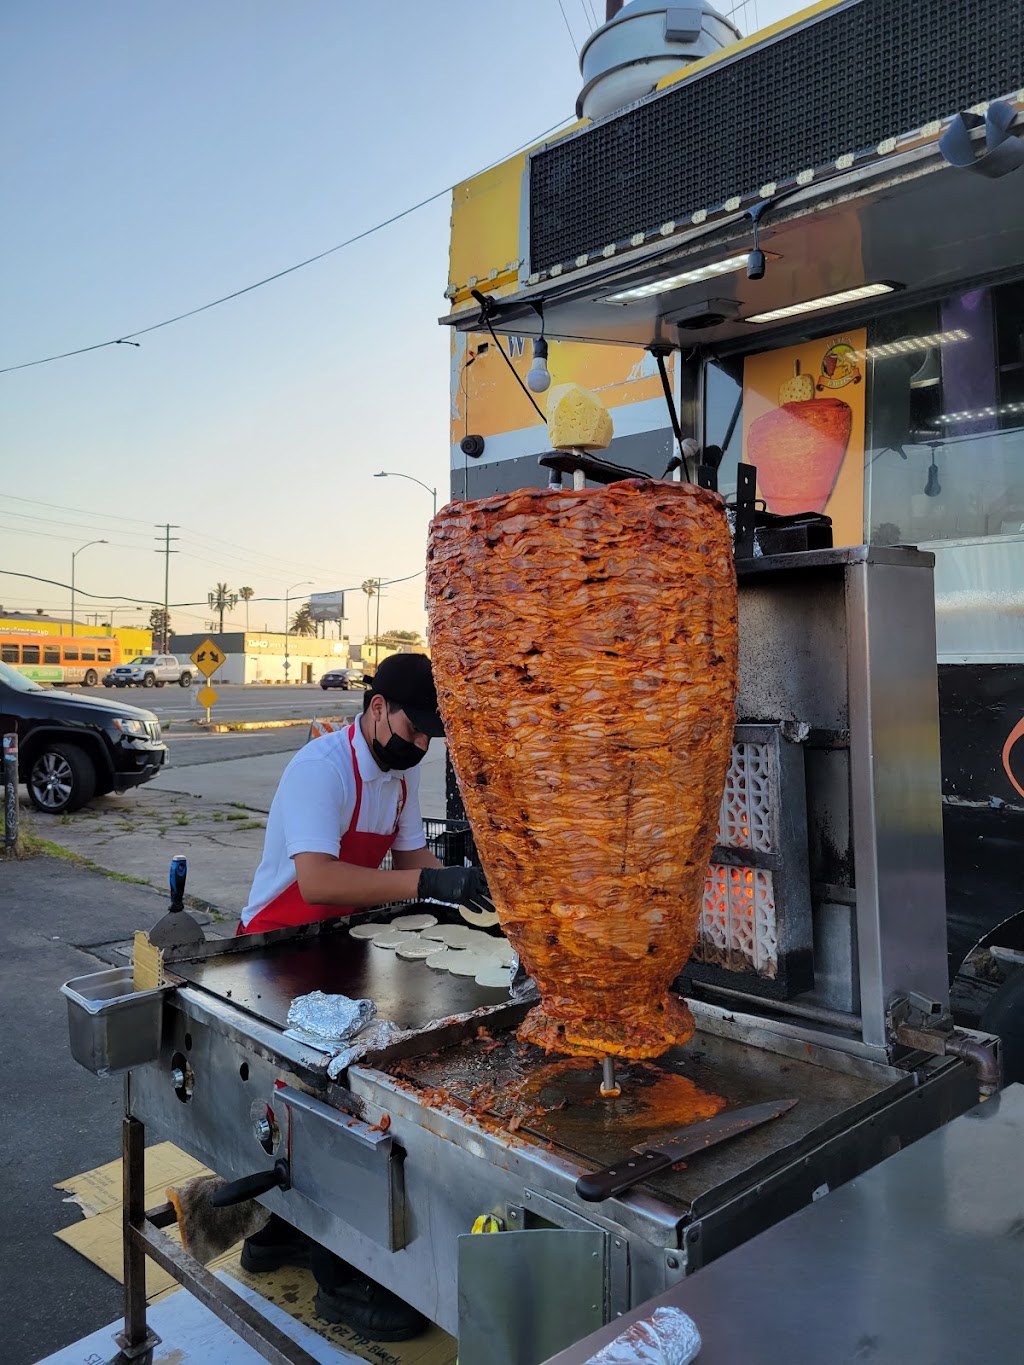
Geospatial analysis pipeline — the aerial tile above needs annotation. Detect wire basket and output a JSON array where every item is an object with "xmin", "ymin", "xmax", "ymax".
[{"xmin": 380, "ymin": 817, "xmax": 479, "ymax": 872}]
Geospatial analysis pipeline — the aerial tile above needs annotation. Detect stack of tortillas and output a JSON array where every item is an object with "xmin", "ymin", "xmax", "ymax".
[{"xmin": 347, "ymin": 912, "xmax": 514, "ymax": 989}]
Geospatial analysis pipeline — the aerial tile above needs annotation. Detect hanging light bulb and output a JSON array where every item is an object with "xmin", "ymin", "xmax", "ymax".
[
  {"xmin": 925, "ymin": 460, "xmax": 942, "ymax": 497},
  {"xmin": 527, "ymin": 336, "xmax": 551, "ymax": 393}
]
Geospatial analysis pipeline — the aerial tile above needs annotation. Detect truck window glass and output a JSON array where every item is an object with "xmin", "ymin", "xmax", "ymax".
[
  {"xmin": 866, "ymin": 285, "xmax": 1024, "ymax": 543},
  {"xmin": 703, "ymin": 357, "xmax": 743, "ymax": 501}
]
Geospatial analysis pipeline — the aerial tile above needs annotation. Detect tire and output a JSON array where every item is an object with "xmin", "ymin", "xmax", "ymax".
[
  {"xmin": 321, "ymin": 683, "xmax": 329, "ymax": 690},
  {"xmin": 143, "ymin": 673, "xmax": 156, "ymax": 688},
  {"xmin": 179, "ymin": 672, "xmax": 192, "ymax": 688},
  {"xmin": 27, "ymin": 741, "xmax": 97, "ymax": 814},
  {"xmin": 156, "ymin": 680, "xmax": 166, "ymax": 688},
  {"xmin": 103, "ymin": 681, "xmax": 113, "ymax": 688},
  {"xmin": 83, "ymin": 669, "xmax": 98, "ymax": 687}
]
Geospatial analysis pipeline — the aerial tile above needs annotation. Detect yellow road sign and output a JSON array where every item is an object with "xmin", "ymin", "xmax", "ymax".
[
  {"xmin": 197, "ymin": 686, "xmax": 218, "ymax": 709},
  {"xmin": 190, "ymin": 639, "xmax": 224, "ymax": 678}
]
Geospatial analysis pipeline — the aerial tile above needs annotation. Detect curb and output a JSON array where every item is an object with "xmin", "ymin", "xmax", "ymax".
[{"xmin": 188, "ymin": 717, "xmax": 315, "ymax": 733}]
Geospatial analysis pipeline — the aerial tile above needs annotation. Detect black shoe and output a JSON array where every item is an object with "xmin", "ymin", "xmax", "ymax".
[
  {"xmin": 314, "ymin": 1276, "xmax": 429, "ymax": 1342},
  {"xmin": 240, "ymin": 1214, "xmax": 313, "ymax": 1273}
]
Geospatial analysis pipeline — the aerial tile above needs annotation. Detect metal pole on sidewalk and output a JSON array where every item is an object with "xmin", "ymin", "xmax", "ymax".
[{"xmin": 3, "ymin": 732, "xmax": 17, "ymax": 855}]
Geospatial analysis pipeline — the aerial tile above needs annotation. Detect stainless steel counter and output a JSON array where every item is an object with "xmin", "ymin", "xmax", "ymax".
[{"xmin": 548, "ymin": 1083, "xmax": 1024, "ymax": 1365}]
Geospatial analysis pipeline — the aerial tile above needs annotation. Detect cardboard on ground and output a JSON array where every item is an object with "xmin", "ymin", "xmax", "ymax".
[
  {"xmin": 54, "ymin": 1142, "xmax": 456, "ymax": 1364},
  {"xmin": 189, "ymin": 639, "xmax": 224, "ymax": 678}
]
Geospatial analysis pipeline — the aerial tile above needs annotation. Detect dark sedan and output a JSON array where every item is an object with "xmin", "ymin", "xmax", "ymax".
[{"xmin": 320, "ymin": 668, "xmax": 365, "ymax": 690}]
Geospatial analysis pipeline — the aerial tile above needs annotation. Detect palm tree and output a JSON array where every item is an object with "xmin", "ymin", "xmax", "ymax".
[
  {"xmin": 290, "ymin": 603, "xmax": 316, "ymax": 637},
  {"xmin": 207, "ymin": 582, "xmax": 238, "ymax": 633},
  {"xmin": 361, "ymin": 578, "xmax": 378, "ymax": 646},
  {"xmin": 238, "ymin": 586, "xmax": 254, "ymax": 634}
]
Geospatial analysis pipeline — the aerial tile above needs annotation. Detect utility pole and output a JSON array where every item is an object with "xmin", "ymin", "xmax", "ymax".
[
  {"xmin": 154, "ymin": 524, "xmax": 179, "ymax": 652},
  {"xmin": 374, "ymin": 578, "xmax": 382, "ymax": 672}
]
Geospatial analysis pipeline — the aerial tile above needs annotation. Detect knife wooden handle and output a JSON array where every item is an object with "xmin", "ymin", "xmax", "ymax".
[{"xmin": 575, "ymin": 1149, "xmax": 674, "ymax": 1203}]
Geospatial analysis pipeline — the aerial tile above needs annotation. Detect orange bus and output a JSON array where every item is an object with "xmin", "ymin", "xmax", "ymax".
[{"xmin": 0, "ymin": 632, "xmax": 122, "ymax": 687}]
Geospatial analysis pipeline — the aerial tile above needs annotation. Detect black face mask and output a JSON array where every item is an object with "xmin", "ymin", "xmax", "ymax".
[{"xmin": 372, "ymin": 709, "xmax": 426, "ymax": 771}]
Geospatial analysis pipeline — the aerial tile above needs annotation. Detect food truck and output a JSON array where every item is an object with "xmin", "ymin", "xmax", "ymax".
[{"xmin": 444, "ymin": 0, "xmax": 1024, "ymax": 1081}]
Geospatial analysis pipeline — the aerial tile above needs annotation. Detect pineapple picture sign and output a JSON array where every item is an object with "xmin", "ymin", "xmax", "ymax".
[{"xmin": 742, "ymin": 330, "xmax": 867, "ymax": 546}]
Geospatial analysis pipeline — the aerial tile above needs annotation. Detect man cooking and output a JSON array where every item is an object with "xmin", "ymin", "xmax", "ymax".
[
  {"xmin": 239, "ymin": 651, "xmax": 491, "ymax": 934},
  {"xmin": 238, "ymin": 651, "xmax": 492, "ymax": 1339}
]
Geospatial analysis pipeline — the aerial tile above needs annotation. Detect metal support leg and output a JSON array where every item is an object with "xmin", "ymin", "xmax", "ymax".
[{"xmin": 115, "ymin": 1110, "xmax": 161, "ymax": 1360}]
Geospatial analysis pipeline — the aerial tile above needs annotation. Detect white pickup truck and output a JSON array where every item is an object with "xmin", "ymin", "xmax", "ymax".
[{"xmin": 104, "ymin": 654, "xmax": 194, "ymax": 689}]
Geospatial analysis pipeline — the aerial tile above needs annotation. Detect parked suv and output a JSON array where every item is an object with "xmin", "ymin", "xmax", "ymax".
[
  {"xmin": 104, "ymin": 654, "xmax": 193, "ymax": 689},
  {"xmin": 0, "ymin": 660, "xmax": 168, "ymax": 813}
]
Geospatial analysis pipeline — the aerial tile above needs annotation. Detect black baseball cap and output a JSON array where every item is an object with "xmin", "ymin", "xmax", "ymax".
[{"xmin": 368, "ymin": 653, "xmax": 445, "ymax": 737}]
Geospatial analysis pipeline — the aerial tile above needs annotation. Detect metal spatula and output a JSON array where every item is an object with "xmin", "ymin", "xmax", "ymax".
[{"xmin": 148, "ymin": 856, "xmax": 206, "ymax": 951}]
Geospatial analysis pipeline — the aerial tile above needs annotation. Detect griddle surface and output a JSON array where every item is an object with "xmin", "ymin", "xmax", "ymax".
[
  {"xmin": 390, "ymin": 1028, "xmax": 898, "ymax": 1211},
  {"xmin": 175, "ymin": 931, "xmax": 507, "ymax": 1032}
]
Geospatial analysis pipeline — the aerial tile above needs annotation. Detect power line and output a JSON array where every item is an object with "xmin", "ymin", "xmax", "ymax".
[
  {"xmin": 0, "ymin": 118, "xmax": 575, "ymax": 377},
  {"xmin": 556, "ymin": 0, "xmax": 581, "ymax": 55}
]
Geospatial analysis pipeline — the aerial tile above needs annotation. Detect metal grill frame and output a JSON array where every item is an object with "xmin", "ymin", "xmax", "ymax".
[
  {"xmin": 683, "ymin": 723, "xmax": 814, "ymax": 1001},
  {"xmin": 525, "ymin": 0, "xmax": 1024, "ymax": 277}
]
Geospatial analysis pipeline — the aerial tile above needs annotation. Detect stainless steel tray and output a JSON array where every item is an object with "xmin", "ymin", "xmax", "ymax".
[{"xmin": 62, "ymin": 966, "xmax": 173, "ymax": 1076}]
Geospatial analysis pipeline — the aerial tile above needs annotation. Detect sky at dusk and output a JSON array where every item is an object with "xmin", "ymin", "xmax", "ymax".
[{"xmin": 1, "ymin": 0, "xmax": 802, "ymax": 640}]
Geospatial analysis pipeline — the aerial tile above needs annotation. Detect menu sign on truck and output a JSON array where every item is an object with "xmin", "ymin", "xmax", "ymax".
[{"xmin": 742, "ymin": 329, "xmax": 867, "ymax": 548}]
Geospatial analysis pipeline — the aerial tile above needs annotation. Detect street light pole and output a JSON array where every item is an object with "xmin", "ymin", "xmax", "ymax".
[
  {"xmin": 373, "ymin": 470, "xmax": 438, "ymax": 518},
  {"xmin": 70, "ymin": 540, "xmax": 108, "ymax": 637},
  {"xmin": 284, "ymin": 580, "xmax": 313, "ymax": 685}
]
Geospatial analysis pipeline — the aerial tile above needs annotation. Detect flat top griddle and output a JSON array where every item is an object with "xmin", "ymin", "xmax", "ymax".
[
  {"xmin": 174, "ymin": 931, "xmax": 508, "ymax": 1033},
  {"xmin": 388, "ymin": 1027, "xmax": 902, "ymax": 1212}
]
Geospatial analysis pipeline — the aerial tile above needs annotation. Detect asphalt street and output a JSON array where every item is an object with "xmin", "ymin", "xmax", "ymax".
[
  {"xmin": 1, "ymin": 859, "xmax": 177, "ymax": 1365},
  {"xmin": 148, "ymin": 682, "xmax": 357, "ymax": 724}
]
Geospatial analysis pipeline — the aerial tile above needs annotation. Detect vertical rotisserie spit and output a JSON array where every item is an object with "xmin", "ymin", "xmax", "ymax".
[{"xmin": 427, "ymin": 479, "xmax": 738, "ymax": 1060}]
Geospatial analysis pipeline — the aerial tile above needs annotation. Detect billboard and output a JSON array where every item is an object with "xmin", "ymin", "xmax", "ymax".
[{"xmin": 308, "ymin": 590, "xmax": 346, "ymax": 623}]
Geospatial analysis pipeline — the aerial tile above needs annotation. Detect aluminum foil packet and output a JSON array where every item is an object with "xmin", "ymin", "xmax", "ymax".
[
  {"xmin": 326, "ymin": 1019, "xmax": 405, "ymax": 1080},
  {"xmin": 585, "ymin": 1307, "xmax": 701, "ymax": 1365},
  {"xmin": 285, "ymin": 991, "xmax": 376, "ymax": 1045}
]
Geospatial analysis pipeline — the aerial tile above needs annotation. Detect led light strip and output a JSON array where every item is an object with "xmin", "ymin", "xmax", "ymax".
[
  {"xmin": 867, "ymin": 329, "xmax": 969, "ymax": 359},
  {"xmin": 937, "ymin": 401, "xmax": 1024, "ymax": 424},
  {"xmin": 602, "ymin": 253, "xmax": 756, "ymax": 303},
  {"xmin": 746, "ymin": 282, "xmax": 896, "ymax": 324}
]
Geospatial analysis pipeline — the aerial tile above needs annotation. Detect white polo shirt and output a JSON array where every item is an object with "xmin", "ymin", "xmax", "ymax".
[{"xmin": 240, "ymin": 721, "xmax": 426, "ymax": 928}]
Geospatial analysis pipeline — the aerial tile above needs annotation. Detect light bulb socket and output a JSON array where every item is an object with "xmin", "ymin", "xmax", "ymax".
[
  {"xmin": 526, "ymin": 336, "xmax": 551, "ymax": 393},
  {"xmin": 747, "ymin": 248, "xmax": 766, "ymax": 281}
]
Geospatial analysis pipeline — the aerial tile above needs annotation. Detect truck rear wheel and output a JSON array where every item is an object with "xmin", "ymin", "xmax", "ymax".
[
  {"xmin": 27, "ymin": 741, "xmax": 97, "ymax": 814},
  {"xmin": 179, "ymin": 672, "xmax": 192, "ymax": 687}
]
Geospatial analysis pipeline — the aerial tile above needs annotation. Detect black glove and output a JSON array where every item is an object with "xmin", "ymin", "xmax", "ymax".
[{"xmin": 417, "ymin": 865, "xmax": 494, "ymax": 916}]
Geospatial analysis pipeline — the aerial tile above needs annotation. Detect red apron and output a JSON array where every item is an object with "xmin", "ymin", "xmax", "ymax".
[{"xmin": 240, "ymin": 722, "xmax": 406, "ymax": 935}]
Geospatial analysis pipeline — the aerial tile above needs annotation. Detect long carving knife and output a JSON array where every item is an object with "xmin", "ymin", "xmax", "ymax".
[{"xmin": 575, "ymin": 1098, "xmax": 798, "ymax": 1203}]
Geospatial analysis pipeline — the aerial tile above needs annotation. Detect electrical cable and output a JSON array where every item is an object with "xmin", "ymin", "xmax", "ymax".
[
  {"xmin": 471, "ymin": 293, "xmax": 548, "ymax": 424},
  {"xmin": 651, "ymin": 350, "xmax": 691, "ymax": 481},
  {"xmin": 556, "ymin": 0, "xmax": 581, "ymax": 55},
  {"xmin": 1, "ymin": 117, "xmax": 576, "ymax": 377},
  {"xmin": 0, "ymin": 568, "xmax": 424, "ymax": 606}
]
